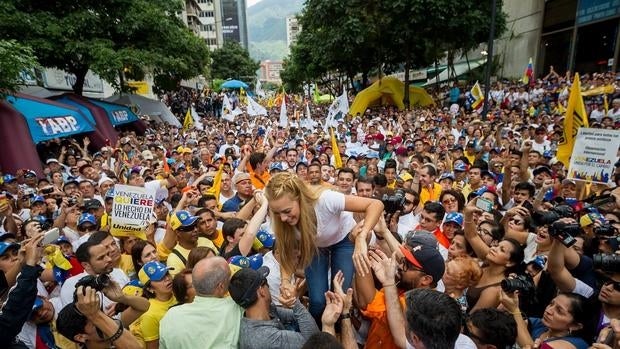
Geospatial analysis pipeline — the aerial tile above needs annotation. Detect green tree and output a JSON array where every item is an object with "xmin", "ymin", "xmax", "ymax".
[
  {"xmin": 0, "ymin": 0, "xmax": 210, "ymax": 95},
  {"xmin": 0, "ymin": 40, "xmax": 39, "ymax": 96},
  {"xmin": 210, "ymin": 41, "xmax": 260, "ymax": 82}
]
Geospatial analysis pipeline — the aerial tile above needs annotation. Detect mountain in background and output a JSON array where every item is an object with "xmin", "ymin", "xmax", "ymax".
[{"xmin": 247, "ymin": 0, "xmax": 304, "ymax": 61}]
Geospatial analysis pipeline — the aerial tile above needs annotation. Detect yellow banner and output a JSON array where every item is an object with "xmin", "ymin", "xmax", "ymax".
[
  {"xmin": 581, "ymin": 85, "xmax": 615, "ymax": 97},
  {"xmin": 330, "ymin": 127, "xmax": 342, "ymax": 169}
]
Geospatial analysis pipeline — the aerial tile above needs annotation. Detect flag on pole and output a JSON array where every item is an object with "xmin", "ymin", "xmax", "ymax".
[
  {"xmin": 222, "ymin": 94, "xmax": 243, "ymax": 122},
  {"xmin": 604, "ymin": 94, "xmax": 609, "ymax": 114},
  {"xmin": 246, "ymin": 94, "xmax": 267, "ymax": 116},
  {"xmin": 467, "ymin": 81, "xmax": 484, "ymax": 113},
  {"xmin": 324, "ymin": 89, "xmax": 349, "ymax": 130},
  {"xmin": 329, "ymin": 127, "xmax": 342, "ymax": 169},
  {"xmin": 522, "ymin": 57, "xmax": 534, "ymax": 85},
  {"xmin": 279, "ymin": 94, "xmax": 288, "ymax": 127},
  {"xmin": 256, "ymin": 79, "xmax": 266, "ymax": 99},
  {"xmin": 313, "ymin": 84, "xmax": 320, "ymax": 103},
  {"xmin": 557, "ymin": 73, "xmax": 588, "ymax": 166},
  {"xmin": 239, "ymin": 87, "xmax": 247, "ymax": 104},
  {"xmin": 190, "ymin": 106, "xmax": 203, "ymax": 130},
  {"xmin": 183, "ymin": 108, "xmax": 193, "ymax": 131}
]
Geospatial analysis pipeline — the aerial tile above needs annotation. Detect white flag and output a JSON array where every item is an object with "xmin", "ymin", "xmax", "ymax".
[
  {"xmin": 190, "ymin": 106, "xmax": 204, "ymax": 130},
  {"xmin": 325, "ymin": 89, "xmax": 349, "ymax": 130},
  {"xmin": 222, "ymin": 94, "xmax": 242, "ymax": 122},
  {"xmin": 279, "ymin": 96, "xmax": 288, "ymax": 128},
  {"xmin": 246, "ymin": 95, "xmax": 267, "ymax": 116},
  {"xmin": 256, "ymin": 79, "xmax": 266, "ymax": 99}
]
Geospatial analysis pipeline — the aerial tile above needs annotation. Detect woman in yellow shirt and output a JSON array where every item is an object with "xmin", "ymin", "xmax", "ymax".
[{"xmin": 131, "ymin": 261, "xmax": 177, "ymax": 349}]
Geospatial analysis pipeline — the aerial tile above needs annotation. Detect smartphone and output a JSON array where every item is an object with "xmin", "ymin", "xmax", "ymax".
[
  {"xmin": 521, "ymin": 201, "xmax": 534, "ymax": 212},
  {"xmin": 41, "ymin": 228, "xmax": 60, "ymax": 246},
  {"xmin": 476, "ymin": 197, "xmax": 494, "ymax": 212},
  {"xmin": 41, "ymin": 187, "xmax": 54, "ymax": 195}
]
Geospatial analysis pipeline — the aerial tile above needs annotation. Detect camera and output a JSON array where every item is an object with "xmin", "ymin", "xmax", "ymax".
[
  {"xmin": 381, "ymin": 189, "xmax": 406, "ymax": 214},
  {"xmin": 73, "ymin": 274, "xmax": 111, "ymax": 301},
  {"xmin": 501, "ymin": 274, "xmax": 535, "ymax": 295},
  {"xmin": 548, "ymin": 221, "xmax": 580, "ymax": 247},
  {"xmin": 593, "ymin": 253, "xmax": 620, "ymax": 273},
  {"xmin": 594, "ymin": 223, "xmax": 617, "ymax": 236},
  {"xmin": 532, "ymin": 205, "xmax": 574, "ymax": 227},
  {"xmin": 67, "ymin": 197, "xmax": 78, "ymax": 207}
]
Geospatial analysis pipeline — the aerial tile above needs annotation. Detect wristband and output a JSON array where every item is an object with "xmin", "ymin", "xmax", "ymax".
[
  {"xmin": 340, "ymin": 313, "xmax": 351, "ymax": 320},
  {"xmin": 383, "ymin": 283, "xmax": 396, "ymax": 288},
  {"xmin": 105, "ymin": 320, "xmax": 124, "ymax": 343}
]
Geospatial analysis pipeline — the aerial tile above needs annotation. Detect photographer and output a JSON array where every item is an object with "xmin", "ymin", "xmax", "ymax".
[{"xmin": 56, "ymin": 285, "xmax": 142, "ymax": 349}]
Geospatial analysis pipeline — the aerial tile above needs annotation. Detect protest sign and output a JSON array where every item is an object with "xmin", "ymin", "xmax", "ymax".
[
  {"xmin": 110, "ymin": 184, "xmax": 156, "ymax": 238},
  {"xmin": 567, "ymin": 128, "xmax": 620, "ymax": 184}
]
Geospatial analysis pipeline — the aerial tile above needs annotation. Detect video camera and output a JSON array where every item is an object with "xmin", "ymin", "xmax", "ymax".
[
  {"xmin": 73, "ymin": 274, "xmax": 110, "ymax": 302},
  {"xmin": 381, "ymin": 189, "xmax": 406, "ymax": 215}
]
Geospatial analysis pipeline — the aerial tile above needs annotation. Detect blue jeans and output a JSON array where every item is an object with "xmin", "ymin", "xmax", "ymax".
[{"xmin": 305, "ymin": 235, "xmax": 355, "ymax": 321}]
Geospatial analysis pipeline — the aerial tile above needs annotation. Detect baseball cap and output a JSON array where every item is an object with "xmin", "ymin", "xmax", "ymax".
[
  {"xmin": 269, "ymin": 162, "xmax": 284, "ymax": 172},
  {"xmin": 141, "ymin": 150, "xmax": 154, "ymax": 160},
  {"xmin": 2, "ymin": 174, "xmax": 16, "ymax": 183},
  {"xmin": 228, "ymin": 266, "xmax": 270, "ymax": 308},
  {"xmin": 120, "ymin": 137, "xmax": 131, "ymax": 145},
  {"xmin": 122, "ymin": 279, "xmax": 143, "ymax": 297},
  {"xmin": 533, "ymin": 165, "xmax": 552, "ymax": 177},
  {"xmin": 82, "ymin": 199, "xmax": 103, "ymax": 211},
  {"xmin": 53, "ymin": 236, "xmax": 72, "ymax": 245},
  {"xmin": 398, "ymin": 244, "xmax": 445, "ymax": 284},
  {"xmin": 256, "ymin": 229, "xmax": 275, "ymax": 248},
  {"xmin": 169, "ymin": 210, "xmax": 199, "ymax": 231},
  {"xmin": 105, "ymin": 188, "xmax": 115, "ymax": 200},
  {"xmin": 404, "ymin": 230, "xmax": 438, "ymax": 249},
  {"xmin": 233, "ymin": 172, "xmax": 251, "ymax": 184},
  {"xmin": 46, "ymin": 158, "xmax": 60, "ymax": 165},
  {"xmin": 398, "ymin": 172, "xmax": 413, "ymax": 182},
  {"xmin": 453, "ymin": 162, "xmax": 468, "ymax": 172},
  {"xmin": 77, "ymin": 213, "xmax": 97, "ymax": 227},
  {"xmin": 480, "ymin": 170, "xmax": 497, "ymax": 182},
  {"xmin": 138, "ymin": 261, "xmax": 172, "ymax": 286},
  {"xmin": 395, "ymin": 147, "xmax": 408, "ymax": 156},
  {"xmin": 439, "ymin": 172, "xmax": 455, "ymax": 182},
  {"xmin": 0, "ymin": 241, "xmax": 19, "ymax": 255},
  {"xmin": 30, "ymin": 195, "xmax": 45, "ymax": 205},
  {"xmin": 444, "ymin": 212, "xmax": 464, "ymax": 226},
  {"xmin": 98, "ymin": 177, "xmax": 115, "ymax": 187}
]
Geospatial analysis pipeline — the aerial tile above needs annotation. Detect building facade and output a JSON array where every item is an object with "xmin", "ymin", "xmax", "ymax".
[
  {"xmin": 286, "ymin": 16, "xmax": 301, "ymax": 53},
  {"xmin": 221, "ymin": 0, "xmax": 249, "ymax": 49},
  {"xmin": 260, "ymin": 60, "xmax": 284, "ymax": 83},
  {"xmin": 196, "ymin": 0, "xmax": 220, "ymax": 50}
]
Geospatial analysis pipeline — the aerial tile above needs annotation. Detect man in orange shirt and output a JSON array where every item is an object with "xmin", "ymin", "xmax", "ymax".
[
  {"xmin": 354, "ymin": 232, "xmax": 445, "ymax": 349},
  {"xmin": 418, "ymin": 164, "xmax": 442, "ymax": 205},
  {"xmin": 247, "ymin": 152, "xmax": 271, "ymax": 190}
]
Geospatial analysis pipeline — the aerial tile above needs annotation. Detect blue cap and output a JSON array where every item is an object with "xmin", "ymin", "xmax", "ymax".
[
  {"xmin": 32, "ymin": 297, "xmax": 44, "ymax": 311},
  {"xmin": 256, "ymin": 229, "xmax": 275, "ymax": 248},
  {"xmin": 444, "ymin": 212, "xmax": 464, "ymax": 226},
  {"xmin": 542, "ymin": 150, "xmax": 554, "ymax": 159},
  {"xmin": 138, "ymin": 261, "xmax": 172, "ymax": 285},
  {"xmin": 31, "ymin": 195, "xmax": 45, "ymax": 204},
  {"xmin": 439, "ymin": 172, "xmax": 455, "ymax": 181},
  {"xmin": 169, "ymin": 210, "xmax": 199, "ymax": 230},
  {"xmin": 248, "ymin": 254, "xmax": 264, "ymax": 270},
  {"xmin": 0, "ymin": 241, "xmax": 19, "ymax": 255},
  {"xmin": 105, "ymin": 188, "xmax": 115, "ymax": 199},
  {"xmin": 228, "ymin": 255, "xmax": 251, "ymax": 268},
  {"xmin": 2, "ymin": 174, "xmax": 16, "ymax": 183},
  {"xmin": 53, "ymin": 236, "xmax": 71, "ymax": 245},
  {"xmin": 78, "ymin": 213, "xmax": 96, "ymax": 227},
  {"xmin": 453, "ymin": 162, "xmax": 467, "ymax": 172},
  {"xmin": 473, "ymin": 185, "xmax": 488, "ymax": 197},
  {"xmin": 269, "ymin": 162, "xmax": 284, "ymax": 172},
  {"xmin": 367, "ymin": 151, "xmax": 380, "ymax": 159}
]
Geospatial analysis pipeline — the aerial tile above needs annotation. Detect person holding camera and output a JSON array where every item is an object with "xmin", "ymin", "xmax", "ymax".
[{"xmin": 56, "ymin": 285, "xmax": 143, "ymax": 349}]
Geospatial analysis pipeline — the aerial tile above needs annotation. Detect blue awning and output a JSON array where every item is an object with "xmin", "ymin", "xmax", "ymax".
[
  {"xmin": 89, "ymin": 99, "xmax": 140, "ymax": 126},
  {"xmin": 6, "ymin": 94, "xmax": 95, "ymax": 143},
  {"xmin": 53, "ymin": 96, "xmax": 97, "ymax": 124}
]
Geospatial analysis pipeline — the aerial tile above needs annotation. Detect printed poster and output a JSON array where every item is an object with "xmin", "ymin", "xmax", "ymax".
[
  {"xmin": 567, "ymin": 128, "xmax": 620, "ymax": 184},
  {"xmin": 110, "ymin": 184, "xmax": 156, "ymax": 238}
]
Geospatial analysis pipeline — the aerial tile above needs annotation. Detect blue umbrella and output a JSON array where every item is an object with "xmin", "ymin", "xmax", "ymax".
[{"xmin": 221, "ymin": 79, "xmax": 249, "ymax": 89}]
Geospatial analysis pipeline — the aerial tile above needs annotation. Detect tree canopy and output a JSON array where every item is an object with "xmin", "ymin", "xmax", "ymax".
[
  {"xmin": 0, "ymin": 0, "xmax": 210, "ymax": 95},
  {"xmin": 0, "ymin": 40, "xmax": 39, "ymax": 96},
  {"xmin": 281, "ymin": 0, "xmax": 507, "ymax": 96},
  {"xmin": 210, "ymin": 41, "xmax": 261, "ymax": 82}
]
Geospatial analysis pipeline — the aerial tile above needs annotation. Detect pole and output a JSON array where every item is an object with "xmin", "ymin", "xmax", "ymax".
[{"xmin": 481, "ymin": 0, "xmax": 497, "ymax": 120}]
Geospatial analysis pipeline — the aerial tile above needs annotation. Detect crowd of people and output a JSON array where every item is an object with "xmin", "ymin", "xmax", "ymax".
[{"xmin": 1, "ymin": 67, "xmax": 620, "ymax": 349}]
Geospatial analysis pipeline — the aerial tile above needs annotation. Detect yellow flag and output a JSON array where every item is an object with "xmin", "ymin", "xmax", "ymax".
[
  {"xmin": 557, "ymin": 73, "xmax": 588, "ymax": 165},
  {"xmin": 183, "ymin": 108, "xmax": 193, "ymax": 131},
  {"xmin": 44, "ymin": 245, "xmax": 72, "ymax": 270},
  {"xmin": 329, "ymin": 127, "xmax": 342, "ymax": 169}
]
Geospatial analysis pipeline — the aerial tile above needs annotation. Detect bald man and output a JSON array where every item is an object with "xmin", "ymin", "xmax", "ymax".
[{"xmin": 160, "ymin": 257, "xmax": 243, "ymax": 349}]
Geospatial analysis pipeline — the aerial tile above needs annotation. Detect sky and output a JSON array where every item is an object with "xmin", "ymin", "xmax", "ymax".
[{"xmin": 247, "ymin": 0, "xmax": 261, "ymax": 7}]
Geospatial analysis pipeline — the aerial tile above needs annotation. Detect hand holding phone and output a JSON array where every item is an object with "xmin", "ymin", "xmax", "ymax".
[
  {"xmin": 40, "ymin": 228, "xmax": 60, "ymax": 246},
  {"xmin": 476, "ymin": 197, "xmax": 494, "ymax": 212}
]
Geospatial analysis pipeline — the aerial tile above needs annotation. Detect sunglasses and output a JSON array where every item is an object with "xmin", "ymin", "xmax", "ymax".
[
  {"xmin": 442, "ymin": 198, "xmax": 457, "ymax": 204},
  {"xmin": 177, "ymin": 225, "xmax": 196, "ymax": 232},
  {"xmin": 509, "ymin": 218, "xmax": 524, "ymax": 225},
  {"xmin": 603, "ymin": 279, "xmax": 620, "ymax": 292}
]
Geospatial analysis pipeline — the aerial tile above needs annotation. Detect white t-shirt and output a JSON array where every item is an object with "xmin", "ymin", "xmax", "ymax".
[
  {"xmin": 314, "ymin": 190, "xmax": 357, "ymax": 247},
  {"xmin": 262, "ymin": 251, "xmax": 296, "ymax": 306},
  {"xmin": 531, "ymin": 139, "xmax": 551, "ymax": 154},
  {"xmin": 398, "ymin": 213, "xmax": 420, "ymax": 241}
]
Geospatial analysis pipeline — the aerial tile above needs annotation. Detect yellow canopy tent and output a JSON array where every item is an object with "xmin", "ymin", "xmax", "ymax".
[{"xmin": 349, "ymin": 76, "xmax": 434, "ymax": 116}]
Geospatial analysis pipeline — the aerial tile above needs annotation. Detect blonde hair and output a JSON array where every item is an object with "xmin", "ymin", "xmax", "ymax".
[
  {"xmin": 448, "ymin": 256, "xmax": 483, "ymax": 289},
  {"xmin": 265, "ymin": 172, "xmax": 323, "ymax": 273}
]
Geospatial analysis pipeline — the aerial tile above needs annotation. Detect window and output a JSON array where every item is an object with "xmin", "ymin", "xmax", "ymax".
[{"xmin": 199, "ymin": 10, "xmax": 214, "ymax": 17}]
